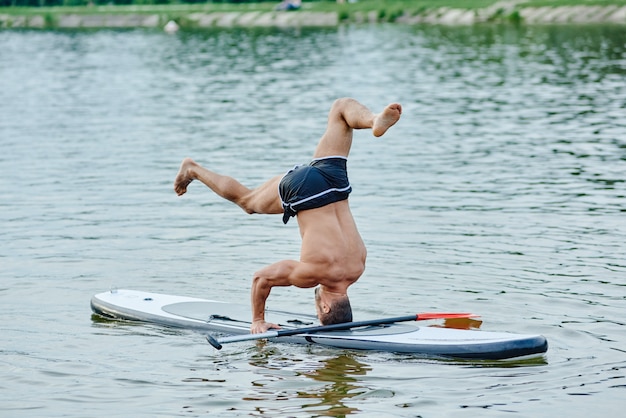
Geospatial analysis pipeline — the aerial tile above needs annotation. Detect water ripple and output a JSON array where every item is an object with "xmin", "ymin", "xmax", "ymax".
[{"xmin": 1, "ymin": 24, "xmax": 625, "ymax": 417}]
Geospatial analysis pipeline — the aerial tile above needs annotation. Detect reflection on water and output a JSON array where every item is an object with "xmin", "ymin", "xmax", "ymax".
[
  {"xmin": 298, "ymin": 354, "xmax": 371, "ymax": 416},
  {"xmin": 248, "ymin": 346, "xmax": 371, "ymax": 416},
  {"xmin": 243, "ymin": 339, "xmax": 549, "ymax": 417}
]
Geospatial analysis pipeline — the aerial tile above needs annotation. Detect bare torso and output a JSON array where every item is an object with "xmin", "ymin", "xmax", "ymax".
[{"xmin": 296, "ymin": 200, "xmax": 366, "ymax": 292}]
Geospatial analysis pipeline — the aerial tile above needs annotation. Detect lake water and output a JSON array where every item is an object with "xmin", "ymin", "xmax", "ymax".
[{"xmin": 1, "ymin": 23, "xmax": 625, "ymax": 417}]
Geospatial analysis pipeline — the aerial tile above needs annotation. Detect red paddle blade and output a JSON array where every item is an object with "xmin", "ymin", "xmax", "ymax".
[{"xmin": 416, "ymin": 312, "xmax": 480, "ymax": 320}]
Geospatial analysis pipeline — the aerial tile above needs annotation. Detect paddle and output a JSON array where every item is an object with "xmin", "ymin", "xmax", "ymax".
[{"xmin": 206, "ymin": 312, "xmax": 479, "ymax": 350}]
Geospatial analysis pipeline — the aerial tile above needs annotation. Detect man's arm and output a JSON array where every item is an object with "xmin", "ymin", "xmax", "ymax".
[{"xmin": 250, "ymin": 260, "xmax": 319, "ymax": 333}]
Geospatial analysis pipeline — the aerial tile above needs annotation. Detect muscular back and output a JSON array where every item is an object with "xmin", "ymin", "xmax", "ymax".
[{"xmin": 296, "ymin": 200, "xmax": 367, "ymax": 291}]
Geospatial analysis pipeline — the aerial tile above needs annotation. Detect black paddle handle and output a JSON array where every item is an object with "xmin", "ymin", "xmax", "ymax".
[
  {"xmin": 206, "ymin": 314, "xmax": 419, "ymax": 349},
  {"xmin": 274, "ymin": 315, "xmax": 418, "ymax": 337}
]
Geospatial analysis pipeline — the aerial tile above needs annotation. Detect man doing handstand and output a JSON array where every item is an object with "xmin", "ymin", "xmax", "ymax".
[{"xmin": 174, "ymin": 98, "xmax": 402, "ymax": 333}]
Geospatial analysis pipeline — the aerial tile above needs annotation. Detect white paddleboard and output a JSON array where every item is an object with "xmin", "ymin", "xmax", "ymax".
[{"xmin": 91, "ymin": 289, "xmax": 548, "ymax": 360}]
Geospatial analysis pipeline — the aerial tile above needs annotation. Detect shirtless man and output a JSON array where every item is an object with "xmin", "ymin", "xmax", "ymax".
[{"xmin": 174, "ymin": 98, "xmax": 402, "ymax": 333}]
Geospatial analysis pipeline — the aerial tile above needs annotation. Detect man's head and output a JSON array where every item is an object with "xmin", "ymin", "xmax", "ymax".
[{"xmin": 315, "ymin": 286, "xmax": 353, "ymax": 325}]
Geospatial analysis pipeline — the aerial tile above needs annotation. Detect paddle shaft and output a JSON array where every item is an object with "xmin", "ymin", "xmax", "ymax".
[{"xmin": 206, "ymin": 313, "xmax": 477, "ymax": 350}]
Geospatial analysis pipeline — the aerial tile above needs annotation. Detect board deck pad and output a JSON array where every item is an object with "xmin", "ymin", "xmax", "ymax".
[
  {"xmin": 91, "ymin": 289, "xmax": 548, "ymax": 360},
  {"xmin": 162, "ymin": 301, "xmax": 315, "ymax": 326},
  {"xmin": 161, "ymin": 301, "xmax": 416, "ymax": 336}
]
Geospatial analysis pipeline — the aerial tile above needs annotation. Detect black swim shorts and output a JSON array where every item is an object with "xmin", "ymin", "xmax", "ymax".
[{"xmin": 279, "ymin": 156, "xmax": 352, "ymax": 224}]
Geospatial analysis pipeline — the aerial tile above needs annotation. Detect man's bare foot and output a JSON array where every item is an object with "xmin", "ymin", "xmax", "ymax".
[
  {"xmin": 373, "ymin": 103, "xmax": 402, "ymax": 137},
  {"xmin": 174, "ymin": 158, "xmax": 197, "ymax": 196}
]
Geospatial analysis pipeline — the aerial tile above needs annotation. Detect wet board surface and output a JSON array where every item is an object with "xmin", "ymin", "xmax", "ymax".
[
  {"xmin": 160, "ymin": 301, "xmax": 414, "ymax": 336},
  {"xmin": 161, "ymin": 301, "xmax": 316, "ymax": 327},
  {"xmin": 91, "ymin": 289, "xmax": 548, "ymax": 360}
]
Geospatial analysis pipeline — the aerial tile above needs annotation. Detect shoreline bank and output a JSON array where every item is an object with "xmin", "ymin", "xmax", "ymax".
[{"xmin": 1, "ymin": 5, "xmax": 626, "ymax": 29}]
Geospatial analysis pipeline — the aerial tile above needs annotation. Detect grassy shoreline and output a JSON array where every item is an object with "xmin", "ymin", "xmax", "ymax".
[{"xmin": 2, "ymin": 0, "xmax": 626, "ymax": 29}]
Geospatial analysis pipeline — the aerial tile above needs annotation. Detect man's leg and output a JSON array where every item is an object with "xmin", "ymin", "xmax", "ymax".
[
  {"xmin": 313, "ymin": 98, "xmax": 402, "ymax": 159},
  {"xmin": 174, "ymin": 158, "xmax": 283, "ymax": 215}
]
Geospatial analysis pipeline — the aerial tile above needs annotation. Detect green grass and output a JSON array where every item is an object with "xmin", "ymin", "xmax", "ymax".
[
  {"xmin": 524, "ymin": 0, "xmax": 626, "ymax": 6},
  {"xmin": 308, "ymin": 0, "xmax": 499, "ymax": 13},
  {"xmin": 310, "ymin": 0, "xmax": 500, "ymax": 22},
  {"xmin": 0, "ymin": 1, "xmax": 505, "ymax": 16},
  {"xmin": 0, "ymin": 4, "xmax": 275, "ymax": 15},
  {"xmin": 3, "ymin": 0, "xmax": 626, "ymax": 16},
  {"xmin": 2, "ymin": 0, "xmax": 625, "ymax": 22}
]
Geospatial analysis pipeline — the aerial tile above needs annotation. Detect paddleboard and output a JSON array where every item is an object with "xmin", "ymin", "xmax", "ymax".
[{"xmin": 90, "ymin": 289, "xmax": 548, "ymax": 360}]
